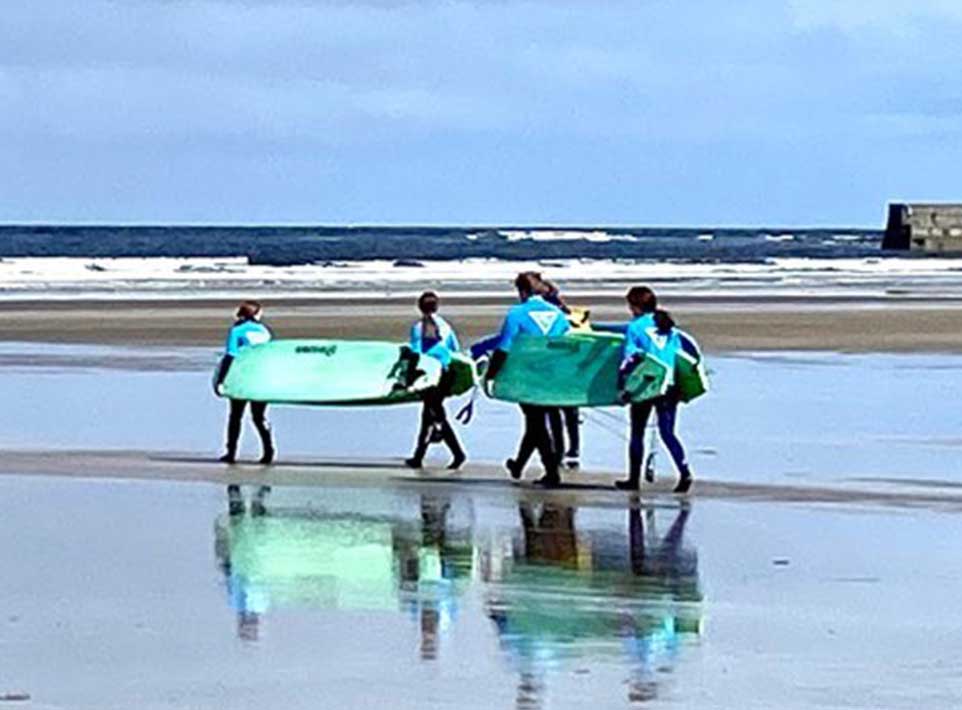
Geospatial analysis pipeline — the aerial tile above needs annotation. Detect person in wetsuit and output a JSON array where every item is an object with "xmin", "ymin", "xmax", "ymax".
[
  {"xmin": 535, "ymin": 275, "xmax": 581, "ymax": 469},
  {"xmin": 213, "ymin": 300, "xmax": 275, "ymax": 466},
  {"xmin": 485, "ymin": 272, "xmax": 570, "ymax": 487},
  {"xmin": 405, "ymin": 291, "xmax": 466, "ymax": 470},
  {"xmin": 616, "ymin": 287, "xmax": 694, "ymax": 493}
]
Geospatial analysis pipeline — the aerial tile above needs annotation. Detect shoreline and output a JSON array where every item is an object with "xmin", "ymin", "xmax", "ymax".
[{"xmin": 0, "ymin": 295, "xmax": 960, "ymax": 352}]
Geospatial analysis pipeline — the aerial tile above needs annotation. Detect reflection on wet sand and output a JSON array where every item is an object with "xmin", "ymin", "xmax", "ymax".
[
  {"xmin": 213, "ymin": 492, "xmax": 474, "ymax": 647},
  {"xmin": 213, "ymin": 490, "xmax": 702, "ymax": 704},
  {"xmin": 484, "ymin": 502, "xmax": 701, "ymax": 707}
]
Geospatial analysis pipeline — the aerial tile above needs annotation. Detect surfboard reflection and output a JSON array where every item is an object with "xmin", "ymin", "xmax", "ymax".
[
  {"xmin": 212, "ymin": 491, "xmax": 702, "ymax": 703},
  {"xmin": 482, "ymin": 503, "xmax": 702, "ymax": 707},
  {"xmin": 213, "ymin": 493, "xmax": 474, "ymax": 646}
]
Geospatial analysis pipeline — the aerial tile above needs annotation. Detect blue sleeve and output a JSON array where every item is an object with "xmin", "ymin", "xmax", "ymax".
[
  {"xmin": 470, "ymin": 334, "xmax": 502, "ymax": 359},
  {"xmin": 410, "ymin": 323, "xmax": 422, "ymax": 353},
  {"xmin": 623, "ymin": 323, "xmax": 651, "ymax": 361},
  {"xmin": 497, "ymin": 312, "xmax": 520, "ymax": 352},
  {"xmin": 447, "ymin": 329, "xmax": 460, "ymax": 353},
  {"xmin": 225, "ymin": 327, "xmax": 240, "ymax": 356}
]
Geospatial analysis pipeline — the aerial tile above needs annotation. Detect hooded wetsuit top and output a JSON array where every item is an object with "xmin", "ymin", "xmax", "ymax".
[
  {"xmin": 496, "ymin": 295, "xmax": 570, "ymax": 352},
  {"xmin": 410, "ymin": 314, "xmax": 460, "ymax": 369},
  {"xmin": 623, "ymin": 313, "xmax": 682, "ymax": 386},
  {"xmin": 225, "ymin": 319, "xmax": 273, "ymax": 356}
]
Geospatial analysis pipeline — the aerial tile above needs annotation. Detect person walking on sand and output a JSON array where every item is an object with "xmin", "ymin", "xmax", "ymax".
[
  {"xmin": 535, "ymin": 275, "xmax": 582, "ymax": 469},
  {"xmin": 405, "ymin": 291, "xmax": 466, "ymax": 470},
  {"xmin": 484, "ymin": 272, "xmax": 570, "ymax": 487},
  {"xmin": 616, "ymin": 287, "xmax": 694, "ymax": 494},
  {"xmin": 213, "ymin": 300, "xmax": 275, "ymax": 466}
]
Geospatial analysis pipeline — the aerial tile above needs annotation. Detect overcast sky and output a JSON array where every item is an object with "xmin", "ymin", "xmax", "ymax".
[{"xmin": 2, "ymin": 1, "xmax": 961, "ymax": 225}]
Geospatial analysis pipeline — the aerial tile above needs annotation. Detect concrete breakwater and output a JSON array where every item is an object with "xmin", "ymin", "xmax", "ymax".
[{"xmin": 884, "ymin": 203, "xmax": 962, "ymax": 253}]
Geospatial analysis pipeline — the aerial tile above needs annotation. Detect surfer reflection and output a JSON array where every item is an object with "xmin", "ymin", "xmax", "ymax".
[
  {"xmin": 394, "ymin": 495, "xmax": 473, "ymax": 661},
  {"xmin": 212, "ymin": 494, "xmax": 474, "ymax": 648},
  {"xmin": 484, "ymin": 501, "xmax": 701, "ymax": 708},
  {"xmin": 622, "ymin": 503, "xmax": 699, "ymax": 704},
  {"xmin": 213, "ymin": 516, "xmax": 267, "ymax": 642}
]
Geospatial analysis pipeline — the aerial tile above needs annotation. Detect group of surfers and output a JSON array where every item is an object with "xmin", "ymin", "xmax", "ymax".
[{"xmin": 213, "ymin": 271, "xmax": 695, "ymax": 496}]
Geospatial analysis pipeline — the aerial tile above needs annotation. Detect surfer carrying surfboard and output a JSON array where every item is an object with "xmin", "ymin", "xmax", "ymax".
[
  {"xmin": 535, "ymin": 275, "xmax": 582, "ymax": 469},
  {"xmin": 404, "ymin": 291, "xmax": 467, "ymax": 470},
  {"xmin": 616, "ymin": 287, "xmax": 694, "ymax": 494},
  {"xmin": 214, "ymin": 300, "xmax": 276, "ymax": 468},
  {"xmin": 485, "ymin": 272, "xmax": 570, "ymax": 487}
]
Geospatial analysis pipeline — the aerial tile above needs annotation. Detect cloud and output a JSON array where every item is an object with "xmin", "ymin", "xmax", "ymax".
[{"xmin": 3, "ymin": 0, "xmax": 962, "ymax": 223}]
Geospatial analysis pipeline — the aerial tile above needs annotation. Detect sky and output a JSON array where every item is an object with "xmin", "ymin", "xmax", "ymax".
[{"xmin": 2, "ymin": 1, "xmax": 961, "ymax": 226}]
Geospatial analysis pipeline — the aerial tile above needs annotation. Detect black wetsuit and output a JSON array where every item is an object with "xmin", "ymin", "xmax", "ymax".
[{"xmin": 409, "ymin": 368, "xmax": 465, "ymax": 466}]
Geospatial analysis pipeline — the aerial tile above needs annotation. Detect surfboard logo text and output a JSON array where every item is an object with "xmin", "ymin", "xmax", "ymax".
[{"xmin": 295, "ymin": 345, "xmax": 338, "ymax": 356}]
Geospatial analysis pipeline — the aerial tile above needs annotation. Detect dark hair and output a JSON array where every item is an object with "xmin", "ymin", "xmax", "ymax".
[
  {"xmin": 514, "ymin": 272, "xmax": 539, "ymax": 297},
  {"xmin": 236, "ymin": 300, "xmax": 262, "ymax": 320},
  {"xmin": 653, "ymin": 309, "xmax": 675, "ymax": 335},
  {"xmin": 626, "ymin": 286, "xmax": 657, "ymax": 313},
  {"xmin": 417, "ymin": 290, "xmax": 439, "ymax": 315}
]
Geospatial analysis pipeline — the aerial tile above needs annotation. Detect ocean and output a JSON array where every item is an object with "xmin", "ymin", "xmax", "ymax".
[
  {"xmin": 2, "ymin": 225, "xmax": 960, "ymax": 300},
  {"xmin": 0, "ymin": 225, "xmax": 883, "ymax": 264}
]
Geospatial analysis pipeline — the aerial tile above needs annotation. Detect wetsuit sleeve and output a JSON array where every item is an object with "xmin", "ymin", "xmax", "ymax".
[
  {"xmin": 486, "ymin": 348, "xmax": 508, "ymax": 380},
  {"xmin": 448, "ymin": 329, "xmax": 461, "ymax": 353},
  {"xmin": 214, "ymin": 354, "xmax": 234, "ymax": 389},
  {"xmin": 225, "ymin": 327, "xmax": 240, "ymax": 357},
  {"xmin": 496, "ymin": 312, "xmax": 520, "ymax": 352},
  {"xmin": 622, "ymin": 322, "xmax": 647, "ymax": 360}
]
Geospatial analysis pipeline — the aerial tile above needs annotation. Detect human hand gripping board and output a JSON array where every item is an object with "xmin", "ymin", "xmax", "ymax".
[{"xmin": 217, "ymin": 339, "xmax": 475, "ymax": 406}]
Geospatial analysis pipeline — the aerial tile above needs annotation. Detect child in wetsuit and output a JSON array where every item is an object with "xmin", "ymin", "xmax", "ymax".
[
  {"xmin": 405, "ymin": 291, "xmax": 466, "ymax": 470},
  {"xmin": 616, "ymin": 287, "xmax": 694, "ymax": 494}
]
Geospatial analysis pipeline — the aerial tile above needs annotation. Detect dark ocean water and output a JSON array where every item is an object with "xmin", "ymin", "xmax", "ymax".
[{"xmin": 0, "ymin": 225, "xmax": 886, "ymax": 265}]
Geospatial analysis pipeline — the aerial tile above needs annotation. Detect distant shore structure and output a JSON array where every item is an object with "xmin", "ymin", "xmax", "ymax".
[{"xmin": 884, "ymin": 203, "xmax": 962, "ymax": 253}]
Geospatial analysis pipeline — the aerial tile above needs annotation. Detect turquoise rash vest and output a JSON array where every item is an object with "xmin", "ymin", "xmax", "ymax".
[
  {"xmin": 225, "ymin": 319, "xmax": 273, "ymax": 356},
  {"xmin": 410, "ymin": 314, "xmax": 460, "ymax": 369},
  {"xmin": 496, "ymin": 296, "xmax": 570, "ymax": 352}
]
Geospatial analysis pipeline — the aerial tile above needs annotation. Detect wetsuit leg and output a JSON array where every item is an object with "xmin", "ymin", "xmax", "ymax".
[
  {"xmin": 225, "ymin": 399, "xmax": 247, "ymax": 458},
  {"xmin": 627, "ymin": 401, "xmax": 654, "ymax": 485},
  {"xmin": 562, "ymin": 407, "xmax": 580, "ymax": 457},
  {"xmin": 520, "ymin": 404, "xmax": 559, "ymax": 481},
  {"xmin": 430, "ymin": 375, "xmax": 465, "ymax": 466},
  {"xmin": 546, "ymin": 408, "xmax": 564, "ymax": 466},
  {"xmin": 409, "ymin": 396, "xmax": 436, "ymax": 465},
  {"xmin": 654, "ymin": 396, "xmax": 689, "ymax": 475},
  {"xmin": 514, "ymin": 404, "xmax": 538, "ymax": 469},
  {"xmin": 249, "ymin": 402, "xmax": 274, "ymax": 463}
]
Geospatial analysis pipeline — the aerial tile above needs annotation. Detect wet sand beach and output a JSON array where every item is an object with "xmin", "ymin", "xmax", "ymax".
[
  {"xmin": 0, "ymin": 295, "xmax": 961, "ymax": 352},
  {"xmin": 1, "ymin": 305, "xmax": 961, "ymax": 708}
]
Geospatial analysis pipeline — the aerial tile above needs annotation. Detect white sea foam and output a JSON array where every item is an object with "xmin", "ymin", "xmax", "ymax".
[
  {"xmin": 499, "ymin": 229, "xmax": 636, "ymax": 243},
  {"xmin": 2, "ymin": 255, "xmax": 962, "ymax": 301}
]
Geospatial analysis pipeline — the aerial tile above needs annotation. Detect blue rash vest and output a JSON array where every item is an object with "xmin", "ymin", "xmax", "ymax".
[
  {"xmin": 225, "ymin": 319, "xmax": 273, "ymax": 357},
  {"xmin": 496, "ymin": 295, "xmax": 570, "ymax": 352},
  {"xmin": 410, "ymin": 314, "xmax": 460, "ymax": 369},
  {"xmin": 623, "ymin": 313, "xmax": 683, "ymax": 385}
]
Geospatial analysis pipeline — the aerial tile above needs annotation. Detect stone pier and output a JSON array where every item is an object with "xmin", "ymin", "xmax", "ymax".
[{"xmin": 884, "ymin": 203, "xmax": 962, "ymax": 252}]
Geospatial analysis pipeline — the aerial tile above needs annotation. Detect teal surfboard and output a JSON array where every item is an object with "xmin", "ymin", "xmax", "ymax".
[
  {"xmin": 490, "ymin": 332, "xmax": 669, "ymax": 407},
  {"xmin": 219, "ymin": 339, "xmax": 476, "ymax": 406},
  {"xmin": 675, "ymin": 331, "xmax": 709, "ymax": 403}
]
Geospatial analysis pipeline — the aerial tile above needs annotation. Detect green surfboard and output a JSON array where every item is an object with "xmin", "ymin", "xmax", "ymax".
[
  {"xmin": 676, "ymin": 351, "xmax": 708, "ymax": 403},
  {"xmin": 219, "ymin": 339, "xmax": 476, "ymax": 406},
  {"xmin": 675, "ymin": 331, "xmax": 709, "ymax": 403},
  {"xmin": 490, "ymin": 332, "xmax": 669, "ymax": 407}
]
